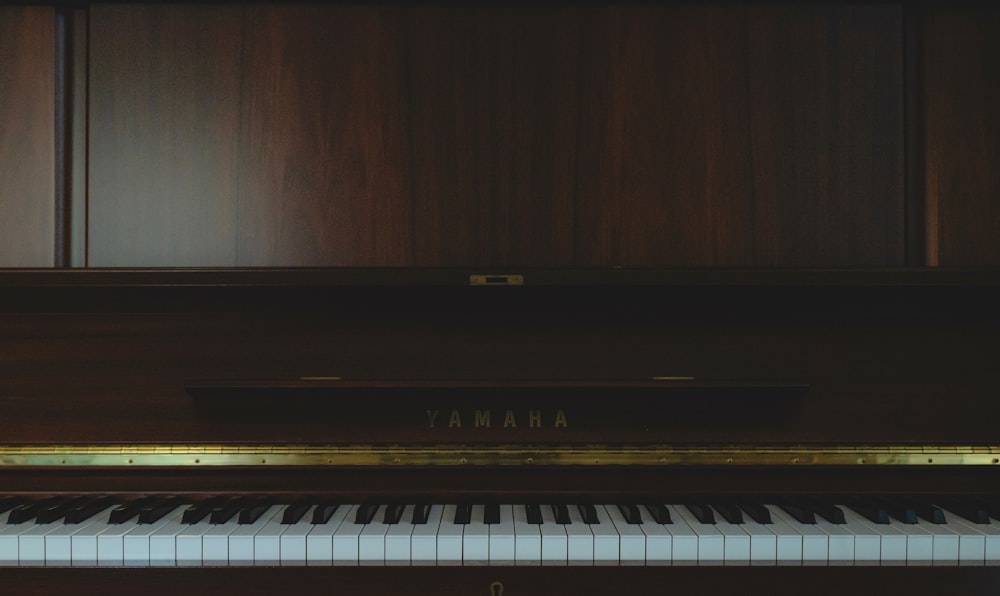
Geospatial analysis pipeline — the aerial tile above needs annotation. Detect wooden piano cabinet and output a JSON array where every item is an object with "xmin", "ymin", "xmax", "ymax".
[
  {"xmin": 923, "ymin": 6, "xmax": 1000, "ymax": 266},
  {"xmin": 86, "ymin": 3, "xmax": 903, "ymax": 268},
  {"xmin": 0, "ymin": 6, "xmax": 56, "ymax": 267},
  {"xmin": 3, "ymin": 567, "xmax": 1000, "ymax": 596}
]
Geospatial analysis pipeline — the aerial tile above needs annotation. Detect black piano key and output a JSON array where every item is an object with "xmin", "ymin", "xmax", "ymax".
[
  {"xmin": 139, "ymin": 497, "xmax": 183, "ymax": 524},
  {"xmin": 281, "ymin": 502, "xmax": 311, "ymax": 525},
  {"xmin": 65, "ymin": 496, "xmax": 118, "ymax": 524},
  {"xmin": 109, "ymin": 496, "xmax": 157, "ymax": 524},
  {"xmin": 354, "ymin": 503, "xmax": 379, "ymax": 525},
  {"xmin": 454, "ymin": 503, "xmax": 472, "ymax": 525},
  {"xmin": 551, "ymin": 504, "xmax": 571, "ymax": 525},
  {"xmin": 899, "ymin": 497, "xmax": 946, "ymax": 524},
  {"xmin": 803, "ymin": 498, "xmax": 845, "ymax": 524},
  {"xmin": 710, "ymin": 503, "xmax": 743, "ymax": 524},
  {"xmin": 617, "ymin": 503, "xmax": 643, "ymax": 524},
  {"xmin": 8, "ymin": 497, "xmax": 66, "ymax": 525},
  {"xmin": 643, "ymin": 503, "xmax": 672, "ymax": 524},
  {"xmin": 411, "ymin": 504, "xmax": 431, "ymax": 525},
  {"xmin": 683, "ymin": 504, "xmax": 715, "ymax": 525},
  {"xmin": 182, "ymin": 497, "xmax": 225, "ymax": 524},
  {"xmin": 871, "ymin": 497, "xmax": 917, "ymax": 524},
  {"xmin": 842, "ymin": 497, "xmax": 890, "ymax": 525},
  {"xmin": 0, "ymin": 496, "xmax": 25, "ymax": 515},
  {"xmin": 383, "ymin": 503, "xmax": 406, "ymax": 525},
  {"xmin": 484, "ymin": 504, "xmax": 501, "ymax": 525},
  {"xmin": 967, "ymin": 496, "xmax": 1000, "ymax": 522},
  {"xmin": 311, "ymin": 503, "xmax": 340, "ymax": 525},
  {"xmin": 209, "ymin": 498, "xmax": 245, "ymax": 524},
  {"xmin": 738, "ymin": 502, "xmax": 772, "ymax": 524},
  {"xmin": 578, "ymin": 504, "xmax": 599, "ymax": 525},
  {"xmin": 36, "ymin": 496, "xmax": 89, "ymax": 524},
  {"xmin": 776, "ymin": 501, "xmax": 816, "ymax": 524},
  {"xmin": 525, "ymin": 504, "xmax": 543, "ymax": 525},
  {"xmin": 936, "ymin": 497, "xmax": 990, "ymax": 524},
  {"xmin": 238, "ymin": 499, "xmax": 273, "ymax": 524}
]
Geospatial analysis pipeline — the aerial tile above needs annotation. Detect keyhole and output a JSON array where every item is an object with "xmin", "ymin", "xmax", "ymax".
[{"xmin": 489, "ymin": 580, "xmax": 504, "ymax": 596}]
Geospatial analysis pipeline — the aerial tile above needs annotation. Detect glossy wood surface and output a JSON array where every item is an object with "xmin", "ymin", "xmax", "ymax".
[
  {"xmin": 924, "ymin": 6, "xmax": 1000, "ymax": 266},
  {"xmin": 87, "ymin": 4, "xmax": 904, "ymax": 268},
  {"xmin": 0, "ymin": 7, "xmax": 55, "ymax": 267},
  {"xmin": 1, "ymin": 275, "xmax": 997, "ymax": 445}
]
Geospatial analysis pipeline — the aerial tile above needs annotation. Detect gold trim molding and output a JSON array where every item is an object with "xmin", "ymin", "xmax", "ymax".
[{"xmin": 0, "ymin": 445, "xmax": 998, "ymax": 467}]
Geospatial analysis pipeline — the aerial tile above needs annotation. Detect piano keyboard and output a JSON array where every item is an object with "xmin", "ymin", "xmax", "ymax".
[{"xmin": 3, "ymin": 497, "xmax": 1000, "ymax": 567}]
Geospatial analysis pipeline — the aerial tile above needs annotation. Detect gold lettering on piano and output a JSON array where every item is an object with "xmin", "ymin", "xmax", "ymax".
[{"xmin": 426, "ymin": 409, "xmax": 569, "ymax": 429}]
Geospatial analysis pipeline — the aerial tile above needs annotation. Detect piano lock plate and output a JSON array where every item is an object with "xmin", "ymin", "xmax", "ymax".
[{"xmin": 0, "ymin": 445, "xmax": 998, "ymax": 468}]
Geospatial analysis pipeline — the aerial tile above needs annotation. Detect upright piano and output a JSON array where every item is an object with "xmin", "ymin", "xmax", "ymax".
[{"xmin": 1, "ymin": 268, "xmax": 999, "ymax": 594}]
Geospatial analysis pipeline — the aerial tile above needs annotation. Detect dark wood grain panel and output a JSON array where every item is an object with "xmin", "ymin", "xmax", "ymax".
[
  {"xmin": 0, "ymin": 7, "xmax": 55, "ymax": 267},
  {"xmin": 88, "ymin": 4, "xmax": 243, "ymax": 266},
  {"xmin": 924, "ymin": 6, "xmax": 1000, "ymax": 266},
  {"xmin": 86, "ymin": 4, "xmax": 904, "ymax": 268},
  {"xmin": 744, "ymin": 4, "xmax": 904, "ymax": 266},
  {"xmin": 237, "ymin": 5, "xmax": 413, "ymax": 266}
]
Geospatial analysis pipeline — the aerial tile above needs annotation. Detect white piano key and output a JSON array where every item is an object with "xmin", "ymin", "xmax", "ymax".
[
  {"xmin": 306, "ymin": 504, "xmax": 352, "ymax": 566},
  {"xmin": 489, "ymin": 505, "xmax": 516, "ymax": 565},
  {"xmin": 769, "ymin": 507, "xmax": 828, "ymax": 564},
  {"xmin": 202, "ymin": 513, "xmax": 243, "ymax": 566},
  {"xmin": 385, "ymin": 505, "xmax": 415, "ymax": 566},
  {"xmin": 942, "ymin": 514, "xmax": 992, "ymax": 565},
  {"xmin": 636, "ymin": 507, "xmax": 671, "ymax": 565},
  {"xmin": 756, "ymin": 506, "xmax": 804, "ymax": 565},
  {"xmin": 277, "ymin": 507, "xmax": 318, "ymax": 566},
  {"xmin": 673, "ymin": 505, "xmax": 724, "ymax": 565},
  {"xmin": 604, "ymin": 505, "xmax": 645, "ymax": 565},
  {"xmin": 538, "ymin": 505, "xmax": 567, "ymax": 566},
  {"xmin": 589, "ymin": 505, "xmax": 619, "ymax": 566},
  {"xmin": 358, "ymin": 505, "xmax": 390, "ymax": 566},
  {"xmin": 47, "ymin": 506, "xmax": 120, "ymax": 566},
  {"xmin": 148, "ymin": 507, "xmax": 191, "ymax": 566},
  {"xmin": 0, "ymin": 515, "xmax": 36, "ymax": 566},
  {"xmin": 814, "ymin": 516, "xmax": 855, "ymax": 565},
  {"xmin": 252, "ymin": 505, "xmax": 292, "ymax": 565},
  {"xmin": 436, "ymin": 505, "xmax": 464, "ymax": 566},
  {"xmin": 18, "ymin": 522, "xmax": 61, "ymax": 566},
  {"xmin": 175, "ymin": 516, "xmax": 215, "ymax": 567},
  {"xmin": 410, "ymin": 505, "xmax": 443, "ymax": 564},
  {"xmin": 741, "ymin": 516, "xmax": 778, "ymax": 565},
  {"xmin": 380, "ymin": 505, "xmax": 411, "ymax": 566},
  {"xmin": 897, "ymin": 519, "xmax": 934, "ymax": 564},
  {"xmin": 228, "ymin": 505, "xmax": 282, "ymax": 566},
  {"xmin": 124, "ymin": 506, "xmax": 187, "ymax": 567},
  {"xmin": 839, "ymin": 508, "xmax": 907, "ymax": 564},
  {"xmin": 711, "ymin": 512, "xmax": 750, "ymax": 565},
  {"xmin": 332, "ymin": 505, "xmax": 365, "ymax": 566},
  {"xmin": 565, "ymin": 505, "xmax": 594, "ymax": 566},
  {"xmin": 463, "ymin": 505, "xmax": 490, "ymax": 566},
  {"xmin": 513, "ymin": 505, "xmax": 541, "ymax": 566},
  {"xmin": 664, "ymin": 505, "xmax": 699, "ymax": 565},
  {"xmin": 912, "ymin": 517, "xmax": 959, "ymax": 565}
]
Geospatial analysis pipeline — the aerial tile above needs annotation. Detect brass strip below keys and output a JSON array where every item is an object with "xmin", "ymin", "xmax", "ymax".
[{"xmin": 0, "ymin": 445, "xmax": 998, "ymax": 467}]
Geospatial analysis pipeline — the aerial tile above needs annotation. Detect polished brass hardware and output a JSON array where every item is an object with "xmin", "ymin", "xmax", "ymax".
[{"xmin": 0, "ymin": 444, "xmax": 997, "ymax": 467}]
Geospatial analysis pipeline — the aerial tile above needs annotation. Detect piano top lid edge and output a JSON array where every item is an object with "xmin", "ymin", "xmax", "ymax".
[{"xmin": 2, "ymin": 267, "xmax": 1000, "ymax": 289}]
